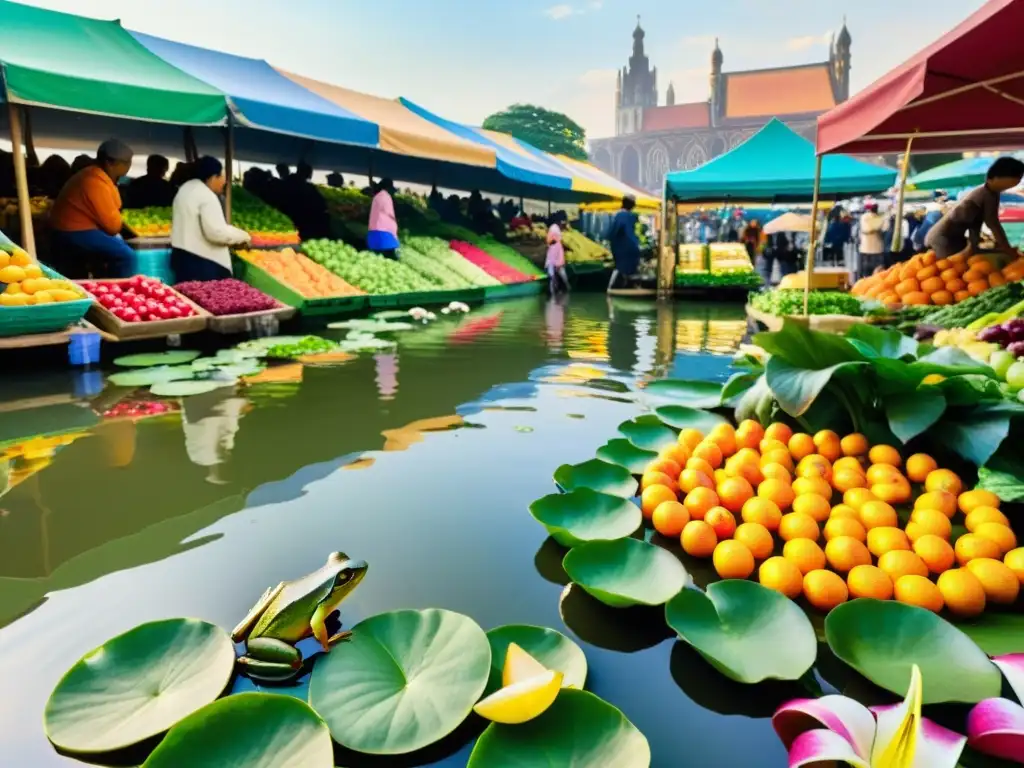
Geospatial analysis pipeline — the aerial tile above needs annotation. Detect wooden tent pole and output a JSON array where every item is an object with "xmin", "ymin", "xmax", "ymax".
[
  {"xmin": 890, "ymin": 135, "xmax": 916, "ymax": 254},
  {"xmin": 224, "ymin": 113, "xmax": 235, "ymax": 223},
  {"xmin": 7, "ymin": 102, "xmax": 36, "ymax": 257},
  {"xmin": 802, "ymin": 155, "xmax": 823, "ymax": 317}
]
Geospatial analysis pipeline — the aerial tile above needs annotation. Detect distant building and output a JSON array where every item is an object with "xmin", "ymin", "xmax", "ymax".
[{"xmin": 589, "ymin": 17, "xmax": 852, "ymax": 193}]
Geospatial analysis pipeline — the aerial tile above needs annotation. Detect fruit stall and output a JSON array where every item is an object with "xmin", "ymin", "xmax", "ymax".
[{"xmin": 675, "ymin": 243, "xmax": 762, "ymax": 297}]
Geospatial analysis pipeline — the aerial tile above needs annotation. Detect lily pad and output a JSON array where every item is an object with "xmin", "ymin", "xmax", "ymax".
[
  {"xmin": 328, "ymin": 319, "xmax": 415, "ymax": 332},
  {"xmin": 644, "ymin": 379, "xmax": 724, "ymax": 408},
  {"xmin": 113, "ymin": 350, "xmax": 201, "ymax": 368},
  {"xmin": 825, "ymin": 599, "xmax": 1002, "ymax": 704},
  {"xmin": 563, "ymin": 538, "xmax": 689, "ymax": 608},
  {"xmin": 617, "ymin": 415, "xmax": 678, "ymax": 452},
  {"xmin": 466, "ymin": 689, "xmax": 650, "ymax": 768},
  {"xmin": 142, "ymin": 692, "xmax": 333, "ymax": 768},
  {"xmin": 236, "ymin": 335, "xmax": 308, "ymax": 353},
  {"xmin": 665, "ymin": 581, "xmax": 817, "ymax": 683},
  {"xmin": 553, "ymin": 459, "xmax": 638, "ymax": 498},
  {"xmin": 529, "ymin": 488, "xmax": 642, "ymax": 548},
  {"xmin": 107, "ymin": 365, "xmax": 197, "ymax": 388},
  {"xmin": 44, "ymin": 618, "xmax": 234, "ymax": 753},
  {"xmin": 308, "ymin": 608, "xmax": 491, "ymax": 755},
  {"xmin": 653, "ymin": 405, "xmax": 729, "ymax": 433},
  {"xmin": 204, "ymin": 362, "xmax": 264, "ymax": 379},
  {"xmin": 372, "ymin": 310, "xmax": 411, "ymax": 320},
  {"xmin": 484, "ymin": 625, "xmax": 588, "ymax": 695},
  {"xmin": 150, "ymin": 380, "xmax": 236, "ymax": 398},
  {"xmin": 595, "ymin": 439, "xmax": 658, "ymax": 474}
]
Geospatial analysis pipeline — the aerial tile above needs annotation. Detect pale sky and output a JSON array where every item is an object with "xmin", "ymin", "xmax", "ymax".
[{"xmin": 10, "ymin": 0, "xmax": 992, "ymax": 140}]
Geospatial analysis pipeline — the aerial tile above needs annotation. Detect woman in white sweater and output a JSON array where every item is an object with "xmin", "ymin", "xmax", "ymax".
[{"xmin": 170, "ymin": 156, "xmax": 250, "ymax": 281}]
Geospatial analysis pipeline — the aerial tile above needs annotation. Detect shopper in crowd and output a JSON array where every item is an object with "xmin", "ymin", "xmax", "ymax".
[
  {"xmin": 69, "ymin": 154, "xmax": 93, "ymax": 175},
  {"xmin": 34, "ymin": 154, "xmax": 72, "ymax": 199},
  {"xmin": 282, "ymin": 162, "xmax": 331, "ymax": 240},
  {"xmin": 125, "ymin": 154, "xmax": 175, "ymax": 209},
  {"xmin": 823, "ymin": 208, "xmax": 851, "ymax": 266},
  {"xmin": 49, "ymin": 139, "xmax": 137, "ymax": 278},
  {"xmin": 925, "ymin": 156, "xmax": 1024, "ymax": 260},
  {"xmin": 326, "ymin": 172, "xmax": 345, "ymax": 188},
  {"xmin": 275, "ymin": 163, "xmax": 291, "ymax": 180},
  {"xmin": 170, "ymin": 156, "xmax": 250, "ymax": 282},
  {"xmin": 169, "ymin": 161, "xmax": 195, "ymax": 188},
  {"xmin": 606, "ymin": 195, "xmax": 641, "ymax": 291},
  {"xmin": 367, "ymin": 178, "xmax": 399, "ymax": 259},
  {"xmin": 545, "ymin": 212, "xmax": 569, "ymax": 295},
  {"xmin": 740, "ymin": 218, "xmax": 764, "ymax": 262},
  {"xmin": 857, "ymin": 200, "xmax": 887, "ymax": 278}
]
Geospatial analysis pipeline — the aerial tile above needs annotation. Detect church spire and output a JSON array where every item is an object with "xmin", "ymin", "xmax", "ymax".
[
  {"xmin": 632, "ymin": 15, "xmax": 645, "ymax": 58},
  {"xmin": 837, "ymin": 15, "xmax": 851, "ymax": 46},
  {"xmin": 666, "ymin": 82, "xmax": 675, "ymax": 107}
]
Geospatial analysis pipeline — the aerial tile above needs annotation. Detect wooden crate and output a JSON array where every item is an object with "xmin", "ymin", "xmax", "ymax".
[
  {"xmin": 207, "ymin": 305, "xmax": 297, "ymax": 334},
  {"xmin": 77, "ymin": 278, "xmax": 210, "ymax": 340}
]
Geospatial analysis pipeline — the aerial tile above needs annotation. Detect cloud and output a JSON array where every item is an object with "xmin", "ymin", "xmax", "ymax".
[
  {"xmin": 785, "ymin": 32, "xmax": 833, "ymax": 51},
  {"xmin": 544, "ymin": 4, "xmax": 576, "ymax": 20}
]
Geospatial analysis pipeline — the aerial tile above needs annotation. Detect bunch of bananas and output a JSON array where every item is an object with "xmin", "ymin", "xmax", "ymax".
[{"xmin": 562, "ymin": 230, "xmax": 610, "ymax": 263}]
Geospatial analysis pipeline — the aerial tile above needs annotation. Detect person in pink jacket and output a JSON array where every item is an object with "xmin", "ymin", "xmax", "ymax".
[
  {"xmin": 545, "ymin": 218, "xmax": 570, "ymax": 295},
  {"xmin": 367, "ymin": 178, "xmax": 399, "ymax": 259}
]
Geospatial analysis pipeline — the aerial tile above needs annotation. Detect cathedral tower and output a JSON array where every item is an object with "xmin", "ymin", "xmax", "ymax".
[
  {"xmin": 830, "ymin": 19, "xmax": 852, "ymax": 102},
  {"xmin": 615, "ymin": 16, "xmax": 658, "ymax": 136}
]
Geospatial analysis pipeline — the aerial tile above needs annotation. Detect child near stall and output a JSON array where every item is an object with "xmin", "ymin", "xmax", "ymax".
[{"xmin": 545, "ymin": 218, "xmax": 570, "ymax": 295}]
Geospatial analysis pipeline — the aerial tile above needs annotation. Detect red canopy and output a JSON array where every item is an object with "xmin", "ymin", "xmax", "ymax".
[{"xmin": 817, "ymin": 0, "xmax": 1024, "ymax": 155}]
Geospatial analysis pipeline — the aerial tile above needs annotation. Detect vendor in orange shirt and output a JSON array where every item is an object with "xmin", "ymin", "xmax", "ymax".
[{"xmin": 48, "ymin": 139, "xmax": 137, "ymax": 279}]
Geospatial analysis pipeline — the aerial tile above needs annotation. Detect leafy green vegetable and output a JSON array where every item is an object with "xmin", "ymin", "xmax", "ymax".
[
  {"xmin": 675, "ymin": 271, "xmax": 763, "ymax": 289},
  {"xmin": 265, "ymin": 336, "xmax": 338, "ymax": 359},
  {"xmin": 750, "ymin": 289, "xmax": 866, "ymax": 317},
  {"xmin": 922, "ymin": 280, "xmax": 1024, "ymax": 328}
]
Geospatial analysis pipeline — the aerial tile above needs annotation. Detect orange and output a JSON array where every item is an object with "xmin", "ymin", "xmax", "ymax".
[
  {"xmin": 843, "ymin": 488, "xmax": 877, "ymax": 510},
  {"xmin": 652, "ymin": 501, "xmax": 690, "ymax": 537},
  {"xmin": 792, "ymin": 493, "xmax": 831, "ymax": 523},
  {"xmin": 717, "ymin": 477, "xmax": 754, "ymax": 514},
  {"xmin": 678, "ymin": 428, "xmax": 704, "ymax": 450},
  {"xmin": 1006, "ymin": 548, "xmax": 1024, "ymax": 585},
  {"xmin": 868, "ymin": 445, "xmax": 902, "ymax": 467},
  {"xmin": 778, "ymin": 512, "xmax": 819, "ymax": 542},
  {"xmin": 931, "ymin": 291, "xmax": 954, "ymax": 306},
  {"xmin": 705, "ymin": 506, "xmax": 738, "ymax": 540},
  {"xmin": 847, "ymin": 564, "xmax": 894, "ymax": 601},
  {"xmin": 764, "ymin": 422, "xmax": 793, "ymax": 445},
  {"xmin": 973, "ymin": 522, "xmax": 1017, "ymax": 555},
  {"xmin": 796, "ymin": 455, "xmax": 832, "ymax": 481},
  {"xmin": 966, "ymin": 558, "xmax": 1021, "ymax": 604},
  {"xmin": 908, "ymin": 508, "xmax": 953, "ymax": 539},
  {"xmin": 965, "ymin": 506, "xmax": 1011, "ymax": 531},
  {"xmin": 713, "ymin": 469, "xmax": 729, "ymax": 486},
  {"xmin": 708, "ymin": 427, "xmax": 737, "ymax": 458},
  {"xmin": 905, "ymin": 454, "xmax": 938, "ymax": 483},
  {"xmin": 758, "ymin": 478, "xmax": 795, "ymax": 510},
  {"xmin": 878, "ymin": 550, "xmax": 929, "ymax": 582},
  {"xmin": 758, "ymin": 556, "xmax": 804, "ymax": 598},
  {"xmin": 783, "ymin": 538, "xmax": 826, "ymax": 574},
  {"xmin": 760, "ymin": 448, "xmax": 794, "ymax": 472},
  {"xmin": 859, "ymin": 500, "xmax": 898, "ymax": 530},
  {"xmin": 825, "ymin": 536, "xmax": 872, "ymax": 573},
  {"xmin": 865, "ymin": 463, "xmax": 903, "ymax": 486},
  {"xmin": 894, "ymin": 574, "xmax": 944, "ymax": 613},
  {"xmin": 937, "ymin": 568, "xmax": 986, "ymax": 617},
  {"xmin": 679, "ymin": 468, "xmax": 714, "ymax": 494},
  {"xmin": 731, "ymin": 447, "xmax": 761, "ymax": 467},
  {"xmin": 866, "ymin": 526, "xmax": 911, "ymax": 558},
  {"xmin": 681, "ymin": 520, "xmax": 717, "ymax": 558},
  {"xmin": 741, "ymin": 497, "xmax": 782, "ymax": 531},
  {"xmin": 958, "ymin": 489, "xmax": 1001, "ymax": 514},
  {"xmin": 788, "ymin": 433, "xmax": 816, "ymax": 461},
  {"xmin": 829, "ymin": 504, "xmax": 859, "ymax": 520},
  {"xmin": 735, "ymin": 420, "xmax": 765, "ymax": 450},
  {"xmin": 645, "ymin": 458, "xmax": 682, "ymax": 480},
  {"xmin": 840, "ymin": 433, "xmax": 869, "ymax": 457},
  {"xmin": 683, "ymin": 487, "xmax": 720, "ymax": 521},
  {"xmin": 686, "ymin": 457, "xmax": 716, "ymax": 479},
  {"xmin": 792, "ymin": 476, "xmax": 833, "ymax": 500},
  {"xmin": 713, "ymin": 540, "xmax": 755, "ymax": 579},
  {"xmin": 641, "ymin": 471, "xmax": 678, "ymax": 494},
  {"xmin": 760, "ymin": 462, "xmax": 792, "ymax": 484},
  {"xmin": 759, "ymin": 438, "xmax": 789, "ymax": 456},
  {"xmin": 920, "ymin": 276, "xmax": 945, "ymax": 294},
  {"xmin": 692, "ymin": 441, "xmax": 723, "ymax": 470},
  {"xmin": 955, "ymin": 533, "xmax": 1002, "ymax": 566},
  {"xmin": 824, "ymin": 516, "xmax": 866, "ymax": 542},
  {"xmin": 803, "ymin": 569, "xmax": 849, "ymax": 612},
  {"xmin": 833, "ymin": 456, "xmax": 866, "ymax": 475},
  {"xmin": 641, "ymin": 485, "xmax": 677, "ymax": 519},
  {"xmin": 832, "ymin": 468, "xmax": 867, "ymax": 493},
  {"xmin": 812, "ymin": 430, "xmax": 842, "ymax": 462},
  {"xmin": 658, "ymin": 444, "xmax": 691, "ymax": 469},
  {"xmin": 914, "ymin": 490, "xmax": 957, "ymax": 519},
  {"xmin": 913, "ymin": 534, "xmax": 956, "ymax": 574},
  {"xmin": 871, "ymin": 479, "xmax": 912, "ymax": 505},
  {"xmin": 725, "ymin": 459, "xmax": 763, "ymax": 488},
  {"xmin": 734, "ymin": 522, "xmax": 775, "ymax": 560},
  {"xmin": 925, "ymin": 469, "xmax": 962, "ymax": 496}
]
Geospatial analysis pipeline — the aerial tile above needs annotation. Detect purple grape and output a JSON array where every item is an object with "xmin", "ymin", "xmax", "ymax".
[
  {"xmin": 978, "ymin": 325, "xmax": 1010, "ymax": 344},
  {"xmin": 1008, "ymin": 340, "xmax": 1024, "ymax": 359}
]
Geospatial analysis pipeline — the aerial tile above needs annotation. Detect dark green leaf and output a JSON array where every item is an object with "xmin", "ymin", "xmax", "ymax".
[
  {"xmin": 754, "ymin": 321, "xmax": 866, "ymax": 370},
  {"xmin": 846, "ymin": 324, "xmax": 920, "ymax": 359},
  {"xmin": 553, "ymin": 459, "xmax": 638, "ymax": 498},
  {"xmin": 734, "ymin": 373, "xmax": 770, "ymax": 424},
  {"xmin": 721, "ymin": 371, "xmax": 760, "ymax": 405},
  {"xmin": 934, "ymin": 402, "xmax": 1020, "ymax": 466},
  {"xmin": 595, "ymin": 439, "xmax": 658, "ymax": 474},
  {"xmin": 617, "ymin": 415, "xmax": 678, "ymax": 452},
  {"xmin": 652, "ymin": 405, "xmax": 728, "ymax": 433},
  {"xmin": 643, "ymin": 379, "xmax": 723, "ymax": 408},
  {"xmin": 937, "ymin": 375, "xmax": 1007, "ymax": 406},
  {"xmin": 484, "ymin": 625, "xmax": 587, "ymax": 696},
  {"xmin": 886, "ymin": 390, "xmax": 946, "ymax": 443},
  {"xmin": 529, "ymin": 489, "xmax": 642, "ymax": 548},
  {"xmin": 765, "ymin": 357, "xmax": 868, "ymax": 417},
  {"xmin": 977, "ymin": 448, "xmax": 1024, "ymax": 503},
  {"xmin": 113, "ymin": 351, "xmax": 201, "ymax": 368}
]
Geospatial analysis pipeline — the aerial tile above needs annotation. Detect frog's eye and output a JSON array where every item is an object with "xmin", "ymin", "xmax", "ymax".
[{"xmin": 337, "ymin": 570, "xmax": 353, "ymax": 583}]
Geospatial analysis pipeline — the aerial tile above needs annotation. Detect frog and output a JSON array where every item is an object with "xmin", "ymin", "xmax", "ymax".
[{"xmin": 231, "ymin": 552, "xmax": 368, "ymax": 682}]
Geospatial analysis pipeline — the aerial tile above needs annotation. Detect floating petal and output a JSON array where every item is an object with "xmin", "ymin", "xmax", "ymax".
[
  {"xmin": 773, "ymin": 696, "xmax": 875, "ymax": 759},
  {"xmin": 967, "ymin": 698, "xmax": 1024, "ymax": 763},
  {"xmin": 789, "ymin": 728, "xmax": 871, "ymax": 768}
]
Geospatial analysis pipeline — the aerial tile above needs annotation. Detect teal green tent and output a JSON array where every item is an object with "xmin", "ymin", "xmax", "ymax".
[
  {"xmin": 664, "ymin": 119, "xmax": 896, "ymax": 202},
  {"xmin": 907, "ymin": 155, "xmax": 1024, "ymax": 191}
]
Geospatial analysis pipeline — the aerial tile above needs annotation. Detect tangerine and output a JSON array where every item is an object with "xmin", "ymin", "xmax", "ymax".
[
  {"xmin": 713, "ymin": 540, "xmax": 755, "ymax": 579},
  {"xmin": 758, "ymin": 478, "xmax": 795, "ymax": 510},
  {"xmin": 778, "ymin": 512, "xmax": 819, "ymax": 542},
  {"xmin": 829, "ymin": 504, "xmax": 860, "ymax": 520},
  {"xmin": 759, "ymin": 438, "xmax": 789, "ymax": 456},
  {"xmin": 825, "ymin": 536, "xmax": 872, "ymax": 573},
  {"xmin": 867, "ymin": 526, "xmax": 911, "ymax": 557},
  {"xmin": 1006, "ymin": 548, "xmax": 1024, "ymax": 585},
  {"xmin": 914, "ymin": 490, "xmax": 957, "ymax": 519},
  {"xmin": 684, "ymin": 487, "xmax": 720, "ymax": 521},
  {"xmin": 824, "ymin": 516, "xmax": 866, "ymax": 542},
  {"xmin": 925, "ymin": 469, "xmax": 963, "ymax": 496},
  {"xmin": 714, "ymin": 469, "xmax": 729, "ymax": 486},
  {"xmin": 865, "ymin": 463, "xmax": 903, "ymax": 486},
  {"xmin": 792, "ymin": 476, "xmax": 833, "ymax": 500},
  {"xmin": 681, "ymin": 520, "xmax": 717, "ymax": 558},
  {"xmin": 678, "ymin": 428, "xmax": 704, "ymax": 450},
  {"xmin": 641, "ymin": 471, "xmax": 678, "ymax": 493},
  {"xmin": 832, "ymin": 468, "xmax": 867, "ymax": 493},
  {"xmin": 659, "ymin": 443, "xmax": 691, "ymax": 467},
  {"xmin": 973, "ymin": 522, "xmax": 1017, "ymax": 555},
  {"xmin": 679, "ymin": 468, "xmax": 714, "ymax": 494},
  {"xmin": 705, "ymin": 506, "xmax": 738, "ymax": 540},
  {"xmin": 905, "ymin": 454, "xmax": 938, "ymax": 483},
  {"xmin": 760, "ymin": 462, "xmax": 792, "ymax": 484},
  {"xmin": 734, "ymin": 522, "xmax": 775, "ymax": 560},
  {"xmin": 955, "ymin": 533, "xmax": 1002, "ymax": 565},
  {"xmin": 894, "ymin": 574, "xmax": 944, "ymax": 613},
  {"xmin": 871, "ymin": 479, "xmax": 912, "ymax": 505},
  {"xmin": 908, "ymin": 508, "xmax": 953, "ymax": 540},
  {"xmin": 717, "ymin": 477, "xmax": 754, "ymax": 514},
  {"xmin": 965, "ymin": 507, "xmax": 1011, "ymax": 531},
  {"xmin": 958, "ymin": 489, "xmax": 1001, "ymax": 514},
  {"xmin": 760, "ymin": 448, "xmax": 794, "ymax": 471},
  {"xmin": 792, "ymin": 493, "xmax": 831, "ymax": 523},
  {"xmin": 840, "ymin": 433, "xmax": 869, "ymax": 456},
  {"xmin": 878, "ymin": 550, "xmax": 929, "ymax": 582},
  {"xmin": 693, "ymin": 441, "xmax": 723, "ymax": 469},
  {"xmin": 788, "ymin": 433, "xmax": 816, "ymax": 461},
  {"xmin": 764, "ymin": 422, "xmax": 794, "ymax": 445},
  {"xmin": 913, "ymin": 534, "xmax": 956, "ymax": 574},
  {"xmin": 783, "ymin": 538, "xmax": 826, "ymax": 574},
  {"xmin": 686, "ymin": 457, "xmax": 716, "ymax": 479},
  {"xmin": 966, "ymin": 558, "xmax": 1021, "ymax": 604},
  {"xmin": 708, "ymin": 427, "xmax": 737, "ymax": 458},
  {"xmin": 741, "ymin": 497, "xmax": 782, "ymax": 531},
  {"xmin": 758, "ymin": 556, "xmax": 804, "ymax": 598},
  {"xmin": 641, "ymin": 485, "xmax": 677, "ymax": 519},
  {"xmin": 735, "ymin": 420, "xmax": 765, "ymax": 450},
  {"xmin": 725, "ymin": 459, "xmax": 763, "ymax": 487},
  {"xmin": 812, "ymin": 430, "xmax": 842, "ymax": 462},
  {"xmin": 843, "ymin": 488, "xmax": 877, "ymax": 510},
  {"xmin": 847, "ymin": 564, "xmax": 894, "ymax": 600},
  {"xmin": 833, "ymin": 456, "xmax": 866, "ymax": 475},
  {"xmin": 859, "ymin": 500, "xmax": 898, "ymax": 530},
  {"xmin": 796, "ymin": 455, "xmax": 832, "ymax": 481},
  {"xmin": 652, "ymin": 501, "xmax": 690, "ymax": 537},
  {"xmin": 868, "ymin": 445, "xmax": 902, "ymax": 467},
  {"xmin": 936, "ymin": 569, "xmax": 986, "ymax": 617},
  {"xmin": 803, "ymin": 569, "xmax": 849, "ymax": 611},
  {"xmin": 645, "ymin": 458, "xmax": 682, "ymax": 480}
]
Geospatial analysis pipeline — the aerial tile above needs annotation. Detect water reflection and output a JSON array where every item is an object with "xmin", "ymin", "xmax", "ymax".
[
  {"xmin": 533, "ymin": 537, "xmax": 570, "ymax": 586},
  {"xmin": 181, "ymin": 391, "xmax": 251, "ymax": 484},
  {"xmin": 558, "ymin": 584, "xmax": 674, "ymax": 652}
]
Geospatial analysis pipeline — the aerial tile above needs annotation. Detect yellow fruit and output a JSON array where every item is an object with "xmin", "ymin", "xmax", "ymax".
[
  {"xmin": 796, "ymin": 454, "xmax": 832, "ymax": 481},
  {"xmin": 803, "ymin": 569, "xmax": 849, "ymax": 611},
  {"xmin": 792, "ymin": 493, "xmax": 831, "ymax": 523},
  {"xmin": 843, "ymin": 488, "xmax": 877, "ymax": 510},
  {"xmin": 792, "ymin": 476, "xmax": 833, "ymax": 500},
  {"xmin": 1006, "ymin": 548, "xmax": 1024, "ymax": 586},
  {"xmin": 764, "ymin": 422, "xmax": 794, "ymax": 445},
  {"xmin": 913, "ymin": 534, "xmax": 956, "ymax": 575},
  {"xmin": 936, "ymin": 569, "xmax": 986, "ymax": 617},
  {"xmin": 783, "ymin": 538, "xmax": 827, "ymax": 575},
  {"xmin": 760, "ymin": 462, "xmax": 792, "ymax": 484},
  {"xmin": 925, "ymin": 469, "xmax": 963, "ymax": 496},
  {"xmin": 473, "ymin": 668, "xmax": 563, "ymax": 723},
  {"xmin": 866, "ymin": 463, "xmax": 903, "ymax": 486},
  {"xmin": 965, "ymin": 506, "xmax": 1011, "ymax": 531},
  {"xmin": 878, "ymin": 550, "xmax": 929, "ymax": 583},
  {"xmin": 847, "ymin": 564, "xmax": 894, "ymax": 600},
  {"xmin": 641, "ymin": 485, "xmax": 678, "ymax": 519},
  {"xmin": 812, "ymin": 430, "xmax": 842, "ymax": 462},
  {"xmin": 21, "ymin": 262, "xmax": 42, "ymax": 279},
  {"xmin": 0, "ymin": 264, "xmax": 26, "ymax": 283},
  {"xmin": 840, "ymin": 433, "xmax": 869, "ymax": 456},
  {"xmin": 734, "ymin": 522, "xmax": 775, "ymax": 560},
  {"xmin": 894, "ymin": 574, "xmax": 944, "ymax": 613},
  {"xmin": 859, "ymin": 500, "xmax": 898, "ymax": 530},
  {"xmin": 713, "ymin": 540, "xmax": 755, "ymax": 579},
  {"xmin": 871, "ymin": 480, "xmax": 912, "ymax": 505},
  {"xmin": 868, "ymin": 445, "xmax": 902, "ymax": 467},
  {"xmin": 652, "ymin": 501, "xmax": 690, "ymax": 537},
  {"xmin": 758, "ymin": 478, "xmax": 795, "ymax": 510},
  {"xmin": 824, "ymin": 516, "xmax": 866, "ymax": 542},
  {"xmin": 758, "ymin": 556, "xmax": 804, "ymax": 598},
  {"xmin": 502, "ymin": 643, "xmax": 548, "ymax": 687},
  {"xmin": 778, "ymin": 512, "xmax": 819, "ymax": 542},
  {"xmin": 965, "ymin": 558, "xmax": 1021, "ymax": 604},
  {"xmin": 3, "ymin": 280, "xmax": 21, "ymax": 294},
  {"xmin": 914, "ymin": 490, "xmax": 958, "ymax": 519},
  {"xmin": 828, "ymin": 504, "xmax": 860, "ymax": 520},
  {"xmin": 833, "ymin": 456, "xmax": 866, "ymax": 475},
  {"xmin": 740, "ymin": 497, "xmax": 782, "ymax": 532},
  {"xmin": 958, "ymin": 489, "xmax": 1000, "ymax": 514},
  {"xmin": 32, "ymin": 290, "xmax": 53, "ymax": 304},
  {"xmin": 973, "ymin": 522, "xmax": 1017, "ymax": 555},
  {"xmin": 832, "ymin": 468, "xmax": 867, "ymax": 494},
  {"xmin": 908, "ymin": 508, "xmax": 953, "ymax": 540},
  {"xmin": 825, "ymin": 536, "xmax": 872, "ymax": 573},
  {"xmin": 10, "ymin": 248, "xmax": 31, "ymax": 266},
  {"xmin": 955, "ymin": 533, "xmax": 1003, "ymax": 566},
  {"xmin": 905, "ymin": 454, "xmax": 938, "ymax": 483},
  {"xmin": 681, "ymin": 520, "xmax": 718, "ymax": 558},
  {"xmin": 867, "ymin": 526, "xmax": 911, "ymax": 558},
  {"xmin": 788, "ymin": 433, "xmax": 816, "ymax": 461},
  {"xmin": 0, "ymin": 251, "xmax": 8, "ymax": 268},
  {"xmin": 678, "ymin": 428, "xmax": 704, "ymax": 450}
]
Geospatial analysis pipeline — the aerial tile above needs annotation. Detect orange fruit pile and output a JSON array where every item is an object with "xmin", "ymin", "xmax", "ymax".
[
  {"xmin": 641, "ymin": 420, "xmax": 1023, "ymax": 615},
  {"xmin": 850, "ymin": 249, "xmax": 1024, "ymax": 307},
  {"xmin": 237, "ymin": 248, "xmax": 364, "ymax": 299}
]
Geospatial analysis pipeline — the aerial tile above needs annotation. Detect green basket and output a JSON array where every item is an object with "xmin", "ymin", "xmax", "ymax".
[
  {"xmin": 233, "ymin": 255, "xmax": 367, "ymax": 317},
  {"xmin": 483, "ymin": 280, "xmax": 545, "ymax": 300},
  {"xmin": 368, "ymin": 294, "xmax": 402, "ymax": 308},
  {"xmin": 0, "ymin": 264, "xmax": 94, "ymax": 337}
]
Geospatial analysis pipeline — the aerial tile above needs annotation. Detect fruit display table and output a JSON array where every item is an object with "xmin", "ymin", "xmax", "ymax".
[
  {"xmin": 232, "ymin": 251, "xmax": 367, "ymax": 317},
  {"xmin": 77, "ymin": 277, "xmax": 210, "ymax": 340}
]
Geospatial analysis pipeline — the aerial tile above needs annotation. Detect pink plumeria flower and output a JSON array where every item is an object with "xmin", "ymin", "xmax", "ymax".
[
  {"xmin": 967, "ymin": 654, "xmax": 1024, "ymax": 763},
  {"xmin": 772, "ymin": 665, "xmax": 966, "ymax": 767}
]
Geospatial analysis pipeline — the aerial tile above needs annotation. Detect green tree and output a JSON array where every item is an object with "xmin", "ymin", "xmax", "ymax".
[{"xmin": 482, "ymin": 104, "xmax": 588, "ymax": 161}]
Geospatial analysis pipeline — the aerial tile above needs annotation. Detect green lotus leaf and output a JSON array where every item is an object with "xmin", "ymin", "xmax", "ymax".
[
  {"xmin": 44, "ymin": 618, "xmax": 235, "ymax": 753},
  {"xmin": 665, "ymin": 581, "xmax": 817, "ymax": 683},
  {"xmin": 643, "ymin": 379, "xmax": 723, "ymax": 408},
  {"xmin": 530, "ymin": 489, "xmax": 642, "ymax": 548},
  {"xmin": 617, "ymin": 415, "xmax": 678, "ymax": 452},
  {"xmin": 107, "ymin": 365, "xmax": 197, "ymax": 387},
  {"xmin": 484, "ymin": 624, "xmax": 588, "ymax": 695},
  {"xmin": 653, "ymin": 405, "xmax": 729, "ymax": 434},
  {"xmin": 595, "ymin": 438, "xmax": 658, "ymax": 474},
  {"xmin": 825, "ymin": 599, "xmax": 1002, "ymax": 704},
  {"xmin": 553, "ymin": 459, "xmax": 638, "ymax": 498},
  {"xmin": 563, "ymin": 539, "xmax": 689, "ymax": 608},
  {"xmin": 371, "ymin": 310, "xmax": 412, "ymax": 320},
  {"xmin": 308, "ymin": 608, "xmax": 491, "ymax": 755},
  {"xmin": 466, "ymin": 689, "xmax": 650, "ymax": 768},
  {"xmin": 112, "ymin": 350, "xmax": 201, "ymax": 368},
  {"xmin": 150, "ymin": 380, "xmax": 236, "ymax": 397},
  {"xmin": 142, "ymin": 693, "xmax": 333, "ymax": 768}
]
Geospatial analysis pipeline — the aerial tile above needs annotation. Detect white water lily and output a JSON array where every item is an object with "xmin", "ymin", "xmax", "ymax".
[{"xmin": 448, "ymin": 301, "xmax": 470, "ymax": 313}]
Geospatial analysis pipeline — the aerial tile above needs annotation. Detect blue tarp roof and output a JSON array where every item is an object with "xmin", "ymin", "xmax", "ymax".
[
  {"xmin": 132, "ymin": 32, "xmax": 379, "ymax": 148},
  {"xmin": 398, "ymin": 98, "xmax": 573, "ymax": 191}
]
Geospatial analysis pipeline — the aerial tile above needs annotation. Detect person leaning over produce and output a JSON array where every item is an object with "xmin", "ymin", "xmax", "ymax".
[
  {"xmin": 367, "ymin": 178, "xmax": 400, "ymax": 260},
  {"xmin": 925, "ymin": 156, "xmax": 1024, "ymax": 261},
  {"xmin": 48, "ymin": 139, "xmax": 137, "ymax": 278},
  {"xmin": 170, "ymin": 156, "xmax": 250, "ymax": 282},
  {"xmin": 606, "ymin": 195, "xmax": 641, "ymax": 291}
]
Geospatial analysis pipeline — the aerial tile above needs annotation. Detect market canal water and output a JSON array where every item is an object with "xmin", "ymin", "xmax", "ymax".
[{"xmin": 0, "ymin": 294, "xmax": 792, "ymax": 767}]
